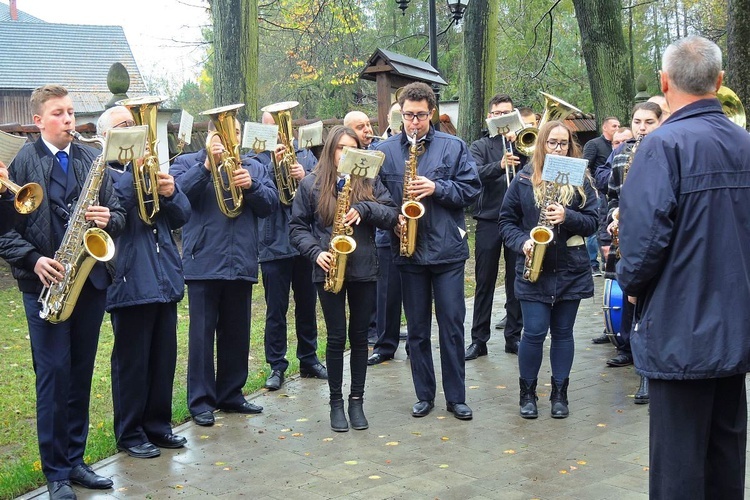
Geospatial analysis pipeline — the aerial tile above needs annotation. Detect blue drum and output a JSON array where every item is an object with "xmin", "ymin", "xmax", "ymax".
[{"xmin": 603, "ymin": 278, "xmax": 623, "ymax": 341}]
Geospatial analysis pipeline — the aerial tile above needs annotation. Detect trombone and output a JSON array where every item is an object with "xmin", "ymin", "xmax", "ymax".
[{"xmin": 0, "ymin": 177, "xmax": 43, "ymax": 214}]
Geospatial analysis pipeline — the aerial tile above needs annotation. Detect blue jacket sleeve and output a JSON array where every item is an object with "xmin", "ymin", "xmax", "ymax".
[
  {"xmin": 351, "ymin": 177, "xmax": 398, "ymax": 231},
  {"xmin": 289, "ymin": 178, "xmax": 323, "ymax": 264},
  {"xmin": 498, "ymin": 178, "xmax": 528, "ymax": 255},
  {"xmin": 561, "ymin": 178, "xmax": 599, "ymax": 237},
  {"xmin": 170, "ymin": 151, "xmax": 211, "ymax": 205},
  {"xmin": 595, "ymin": 150, "xmax": 615, "ymax": 193},
  {"xmin": 432, "ymin": 142, "xmax": 481, "ymax": 209},
  {"xmin": 159, "ymin": 184, "xmax": 192, "ymax": 230},
  {"xmin": 243, "ymin": 158, "xmax": 279, "ymax": 218}
]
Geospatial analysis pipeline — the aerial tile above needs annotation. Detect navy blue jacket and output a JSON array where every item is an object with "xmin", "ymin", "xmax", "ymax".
[
  {"xmin": 0, "ymin": 192, "xmax": 20, "ymax": 235},
  {"xmin": 499, "ymin": 165, "xmax": 598, "ymax": 303},
  {"xmin": 106, "ymin": 166, "xmax": 191, "ymax": 311},
  {"xmin": 289, "ymin": 173, "xmax": 397, "ymax": 283},
  {"xmin": 617, "ymin": 98, "xmax": 750, "ymax": 380},
  {"xmin": 170, "ymin": 150, "xmax": 278, "ymax": 282},
  {"xmin": 255, "ymin": 148, "xmax": 317, "ymax": 263},
  {"xmin": 374, "ymin": 126, "xmax": 480, "ymax": 266}
]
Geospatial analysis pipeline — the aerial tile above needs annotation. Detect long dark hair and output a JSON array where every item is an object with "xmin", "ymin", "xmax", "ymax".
[{"xmin": 314, "ymin": 125, "xmax": 376, "ymax": 225}]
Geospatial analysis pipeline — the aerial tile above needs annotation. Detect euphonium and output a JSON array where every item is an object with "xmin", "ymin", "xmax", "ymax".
[
  {"xmin": 261, "ymin": 101, "xmax": 299, "ymax": 206},
  {"xmin": 38, "ymin": 131, "xmax": 116, "ymax": 323},
  {"xmin": 523, "ymin": 181, "xmax": 559, "ymax": 283},
  {"xmin": 399, "ymin": 132, "xmax": 425, "ymax": 257},
  {"xmin": 201, "ymin": 103, "xmax": 245, "ymax": 218},
  {"xmin": 324, "ymin": 174, "xmax": 357, "ymax": 294},
  {"xmin": 0, "ymin": 177, "xmax": 43, "ymax": 214},
  {"xmin": 516, "ymin": 92, "xmax": 582, "ymax": 157},
  {"xmin": 116, "ymin": 95, "xmax": 164, "ymax": 225},
  {"xmin": 718, "ymin": 85, "xmax": 747, "ymax": 129}
]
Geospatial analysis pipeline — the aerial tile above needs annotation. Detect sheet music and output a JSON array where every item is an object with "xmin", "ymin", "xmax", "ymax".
[
  {"xmin": 0, "ymin": 129, "xmax": 28, "ymax": 165},
  {"xmin": 105, "ymin": 126, "xmax": 148, "ymax": 164},
  {"xmin": 298, "ymin": 121, "xmax": 324, "ymax": 148},
  {"xmin": 178, "ymin": 110, "xmax": 194, "ymax": 145},
  {"xmin": 486, "ymin": 110, "xmax": 525, "ymax": 138},
  {"xmin": 389, "ymin": 107, "xmax": 403, "ymax": 133},
  {"xmin": 242, "ymin": 122, "xmax": 279, "ymax": 152},
  {"xmin": 541, "ymin": 155, "xmax": 588, "ymax": 187},
  {"xmin": 338, "ymin": 147, "xmax": 385, "ymax": 179}
]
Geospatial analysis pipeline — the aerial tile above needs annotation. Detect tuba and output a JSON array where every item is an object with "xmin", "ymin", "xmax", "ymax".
[
  {"xmin": 39, "ymin": 131, "xmax": 116, "ymax": 323},
  {"xmin": 324, "ymin": 174, "xmax": 357, "ymax": 293},
  {"xmin": 516, "ymin": 92, "xmax": 582, "ymax": 157},
  {"xmin": 0, "ymin": 177, "xmax": 43, "ymax": 214},
  {"xmin": 116, "ymin": 95, "xmax": 164, "ymax": 225},
  {"xmin": 201, "ymin": 104, "xmax": 245, "ymax": 218},
  {"xmin": 523, "ymin": 180, "xmax": 560, "ymax": 283},
  {"xmin": 261, "ymin": 101, "xmax": 299, "ymax": 206},
  {"xmin": 399, "ymin": 132, "xmax": 425, "ymax": 257}
]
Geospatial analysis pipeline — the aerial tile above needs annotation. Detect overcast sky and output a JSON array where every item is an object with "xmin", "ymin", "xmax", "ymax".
[{"xmin": 13, "ymin": 0, "xmax": 210, "ymax": 82}]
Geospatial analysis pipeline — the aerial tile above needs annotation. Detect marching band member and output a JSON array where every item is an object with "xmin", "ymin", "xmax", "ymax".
[
  {"xmin": 343, "ymin": 111, "xmax": 375, "ymax": 149},
  {"xmin": 0, "ymin": 85, "xmax": 125, "ymax": 499},
  {"xmin": 170, "ymin": 115, "xmax": 278, "ymax": 427},
  {"xmin": 289, "ymin": 125, "xmax": 397, "ymax": 432},
  {"xmin": 99, "ymin": 106, "xmax": 191, "ymax": 458},
  {"xmin": 466, "ymin": 93, "xmax": 526, "ymax": 361},
  {"xmin": 499, "ymin": 121, "xmax": 598, "ymax": 419},
  {"xmin": 375, "ymin": 82, "xmax": 480, "ymax": 421},
  {"xmin": 257, "ymin": 111, "xmax": 326, "ymax": 392}
]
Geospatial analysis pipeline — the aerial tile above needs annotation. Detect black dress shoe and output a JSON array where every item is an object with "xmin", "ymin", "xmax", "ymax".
[
  {"xmin": 48, "ymin": 480, "xmax": 76, "ymax": 500},
  {"xmin": 300, "ymin": 362, "xmax": 328, "ymax": 379},
  {"xmin": 607, "ymin": 352, "xmax": 634, "ymax": 367},
  {"xmin": 149, "ymin": 433, "xmax": 187, "ymax": 449},
  {"xmin": 220, "ymin": 401, "xmax": 263, "ymax": 414},
  {"xmin": 117, "ymin": 442, "xmax": 161, "ymax": 459},
  {"xmin": 192, "ymin": 411, "xmax": 215, "ymax": 426},
  {"xmin": 464, "ymin": 342, "xmax": 488, "ymax": 360},
  {"xmin": 592, "ymin": 333, "xmax": 610, "ymax": 344},
  {"xmin": 412, "ymin": 400, "xmax": 434, "ymax": 417},
  {"xmin": 446, "ymin": 402, "xmax": 473, "ymax": 420},
  {"xmin": 265, "ymin": 370, "xmax": 284, "ymax": 390},
  {"xmin": 634, "ymin": 376, "xmax": 649, "ymax": 404},
  {"xmin": 504, "ymin": 340, "xmax": 520, "ymax": 354},
  {"xmin": 367, "ymin": 352, "xmax": 393, "ymax": 365},
  {"xmin": 495, "ymin": 314, "xmax": 507, "ymax": 329},
  {"xmin": 69, "ymin": 463, "xmax": 113, "ymax": 489}
]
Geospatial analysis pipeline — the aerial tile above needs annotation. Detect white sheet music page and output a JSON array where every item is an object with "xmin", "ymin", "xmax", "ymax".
[
  {"xmin": 542, "ymin": 155, "xmax": 588, "ymax": 186},
  {"xmin": 338, "ymin": 147, "xmax": 385, "ymax": 179},
  {"xmin": 242, "ymin": 122, "xmax": 279, "ymax": 152},
  {"xmin": 0, "ymin": 130, "xmax": 28, "ymax": 166},
  {"xmin": 105, "ymin": 126, "xmax": 148, "ymax": 164}
]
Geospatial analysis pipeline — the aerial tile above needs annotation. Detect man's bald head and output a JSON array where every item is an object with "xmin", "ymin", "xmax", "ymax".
[
  {"xmin": 648, "ymin": 95, "xmax": 670, "ymax": 122},
  {"xmin": 343, "ymin": 111, "xmax": 373, "ymax": 148},
  {"xmin": 261, "ymin": 111, "xmax": 275, "ymax": 125}
]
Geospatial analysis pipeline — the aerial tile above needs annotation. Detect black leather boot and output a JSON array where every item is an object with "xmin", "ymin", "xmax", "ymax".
[
  {"xmin": 330, "ymin": 399, "xmax": 349, "ymax": 432},
  {"xmin": 348, "ymin": 397, "xmax": 369, "ymax": 430},
  {"xmin": 519, "ymin": 378, "xmax": 538, "ymax": 419},
  {"xmin": 634, "ymin": 376, "xmax": 649, "ymax": 404},
  {"xmin": 550, "ymin": 377, "xmax": 569, "ymax": 418}
]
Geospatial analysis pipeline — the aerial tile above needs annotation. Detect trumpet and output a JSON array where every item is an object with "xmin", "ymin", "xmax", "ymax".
[
  {"xmin": 0, "ymin": 177, "xmax": 43, "ymax": 214},
  {"xmin": 201, "ymin": 103, "xmax": 245, "ymax": 218},
  {"xmin": 116, "ymin": 95, "xmax": 164, "ymax": 225}
]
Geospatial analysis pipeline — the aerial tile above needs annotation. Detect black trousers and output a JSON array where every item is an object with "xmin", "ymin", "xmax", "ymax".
[
  {"xmin": 649, "ymin": 375, "xmax": 746, "ymax": 499},
  {"xmin": 316, "ymin": 282, "xmax": 374, "ymax": 401},
  {"xmin": 372, "ymin": 245, "xmax": 403, "ymax": 357},
  {"xmin": 111, "ymin": 302, "xmax": 178, "ymax": 448},
  {"xmin": 261, "ymin": 256, "xmax": 319, "ymax": 372},
  {"xmin": 470, "ymin": 218, "xmax": 522, "ymax": 345},
  {"xmin": 23, "ymin": 281, "xmax": 105, "ymax": 482},
  {"xmin": 401, "ymin": 262, "xmax": 466, "ymax": 404},
  {"xmin": 187, "ymin": 280, "xmax": 253, "ymax": 415}
]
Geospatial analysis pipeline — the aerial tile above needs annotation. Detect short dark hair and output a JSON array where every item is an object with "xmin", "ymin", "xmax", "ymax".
[
  {"xmin": 489, "ymin": 93, "xmax": 513, "ymax": 109},
  {"xmin": 398, "ymin": 82, "xmax": 436, "ymax": 111},
  {"xmin": 602, "ymin": 116, "xmax": 619, "ymax": 125},
  {"xmin": 517, "ymin": 106, "xmax": 534, "ymax": 117},
  {"xmin": 631, "ymin": 102, "xmax": 662, "ymax": 120}
]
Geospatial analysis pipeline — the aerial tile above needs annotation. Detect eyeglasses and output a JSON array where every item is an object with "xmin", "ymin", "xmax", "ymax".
[
  {"xmin": 402, "ymin": 112, "xmax": 430, "ymax": 122},
  {"xmin": 546, "ymin": 140, "xmax": 570, "ymax": 150},
  {"xmin": 113, "ymin": 119, "xmax": 136, "ymax": 128},
  {"xmin": 488, "ymin": 110, "xmax": 512, "ymax": 117}
]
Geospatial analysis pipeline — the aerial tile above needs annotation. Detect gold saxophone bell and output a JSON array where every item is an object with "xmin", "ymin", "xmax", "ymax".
[
  {"xmin": 201, "ymin": 103, "xmax": 245, "ymax": 218},
  {"xmin": 261, "ymin": 101, "xmax": 300, "ymax": 206},
  {"xmin": 516, "ymin": 92, "xmax": 582, "ymax": 157},
  {"xmin": 523, "ymin": 226, "xmax": 554, "ymax": 283},
  {"xmin": 116, "ymin": 95, "xmax": 165, "ymax": 225},
  {"xmin": 324, "ymin": 175, "xmax": 357, "ymax": 294},
  {"xmin": 0, "ymin": 177, "xmax": 44, "ymax": 214},
  {"xmin": 718, "ymin": 85, "xmax": 746, "ymax": 129}
]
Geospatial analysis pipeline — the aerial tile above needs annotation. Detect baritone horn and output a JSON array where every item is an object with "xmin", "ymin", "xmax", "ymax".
[
  {"xmin": 261, "ymin": 101, "xmax": 299, "ymax": 205},
  {"xmin": 116, "ymin": 95, "xmax": 165, "ymax": 225},
  {"xmin": 717, "ymin": 85, "xmax": 747, "ymax": 129},
  {"xmin": 516, "ymin": 92, "xmax": 582, "ymax": 157},
  {"xmin": 0, "ymin": 177, "xmax": 43, "ymax": 214},
  {"xmin": 201, "ymin": 103, "xmax": 245, "ymax": 218}
]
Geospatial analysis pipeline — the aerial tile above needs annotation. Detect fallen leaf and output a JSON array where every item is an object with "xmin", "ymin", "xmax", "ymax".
[
  {"xmin": 223, "ymin": 467, "xmax": 232, "ymax": 471},
  {"xmin": 577, "ymin": 461, "xmax": 587, "ymax": 465},
  {"xmin": 468, "ymin": 385, "xmax": 479, "ymax": 389},
  {"xmin": 322, "ymin": 437, "xmax": 334, "ymax": 442},
  {"xmin": 569, "ymin": 466, "xmax": 577, "ymax": 471},
  {"xmin": 369, "ymin": 475, "xmax": 381, "ymax": 480},
  {"xmin": 296, "ymin": 418, "xmax": 308, "ymax": 422},
  {"xmin": 304, "ymin": 452, "xmax": 310, "ymax": 456},
  {"xmin": 200, "ymin": 435, "xmax": 210, "ymax": 440},
  {"xmin": 116, "ymin": 488, "xmax": 128, "ymax": 492},
  {"xmin": 411, "ymin": 431, "xmax": 422, "ymax": 436},
  {"xmin": 281, "ymin": 428, "xmax": 292, "ymax": 432},
  {"xmin": 559, "ymin": 470, "xmax": 568, "ymax": 474},
  {"xmin": 344, "ymin": 460, "xmax": 358, "ymax": 465},
  {"xmin": 378, "ymin": 435, "xmax": 386, "ymax": 438},
  {"xmin": 278, "ymin": 436, "xmax": 286, "ymax": 440},
  {"xmin": 503, "ymin": 450, "xmax": 516, "ymax": 454},
  {"xmin": 385, "ymin": 459, "xmax": 391, "ymax": 464},
  {"xmin": 438, "ymin": 464, "xmax": 449, "ymax": 469},
  {"xmin": 441, "ymin": 436, "xmax": 449, "ymax": 441},
  {"xmin": 496, "ymin": 385, "xmax": 506, "ymax": 389},
  {"xmin": 643, "ymin": 467, "xmax": 649, "ymax": 471},
  {"xmin": 175, "ymin": 484, "xmax": 184, "ymax": 489},
  {"xmin": 597, "ymin": 423, "xmax": 607, "ymax": 428},
  {"xmin": 292, "ymin": 433, "xmax": 303, "ymax": 437},
  {"xmin": 385, "ymin": 441, "xmax": 399, "ymax": 446},
  {"xmin": 436, "ymin": 416, "xmax": 447, "ymax": 420},
  {"xmin": 215, "ymin": 462, "xmax": 225, "ymax": 466}
]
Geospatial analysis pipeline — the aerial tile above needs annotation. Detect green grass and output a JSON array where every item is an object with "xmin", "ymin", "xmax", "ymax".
[{"xmin": 0, "ymin": 226, "xmax": 481, "ymax": 499}]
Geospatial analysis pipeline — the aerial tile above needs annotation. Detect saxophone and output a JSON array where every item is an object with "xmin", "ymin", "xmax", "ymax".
[
  {"xmin": 38, "ymin": 131, "xmax": 116, "ymax": 323},
  {"xmin": 523, "ymin": 181, "xmax": 560, "ymax": 283},
  {"xmin": 324, "ymin": 175, "xmax": 357, "ymax": 294},
  {"xmin": 612, "ymin": 135, "xmax": 642, "ymax": 256},
  {"xmin": 399, "ymin": 132, "xmax": 425, "ymax": 257}
]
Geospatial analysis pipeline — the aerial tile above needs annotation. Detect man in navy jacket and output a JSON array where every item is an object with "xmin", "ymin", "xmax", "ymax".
[
  {"xmin": 101, "ymin": 106, "xmax": 192, "ymax": 459},
  {"xmin": 171, "ymin": 117, "xmax": 278, "ymax": 427},
  {"xmin": 618, "ymin": 35, "xmax": 750, "ymax": 499},
  {"xmin": 375, "ymin": 82, "xmax": 480, "ymax": 421}
]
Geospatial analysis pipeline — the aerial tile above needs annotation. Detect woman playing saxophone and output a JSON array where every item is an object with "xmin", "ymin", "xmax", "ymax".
[
  {"xmin": 499, "ymin": 121, "xmax": 598, "ymax": 420},
  {"xmin": 289, "ymin": 126, "xmax": 397, "ymax": 433}
]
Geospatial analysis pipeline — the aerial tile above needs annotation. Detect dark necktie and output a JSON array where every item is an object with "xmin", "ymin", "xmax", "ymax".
[{"xmin": 56, "ymin": 151, "xmax": 69, "ymax": 174}]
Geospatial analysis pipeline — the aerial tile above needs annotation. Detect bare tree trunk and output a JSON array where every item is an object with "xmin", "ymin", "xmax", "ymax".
[
  {"xmin": 572, "ymin": 0, "xmax": 634, "ymax": 127},
  {"xmin": 727, "ymin": 0, "xmax": 750, "ymax": 125},
  {"xmin": 457, "ymin": 0, "xmax": 497, "ymax": 144}
]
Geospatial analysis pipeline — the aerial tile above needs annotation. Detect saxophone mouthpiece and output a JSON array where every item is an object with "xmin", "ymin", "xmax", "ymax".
[{"xmin": 68, "ymin": 129, "xmax": 82, "ymax": 140}]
